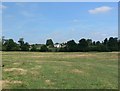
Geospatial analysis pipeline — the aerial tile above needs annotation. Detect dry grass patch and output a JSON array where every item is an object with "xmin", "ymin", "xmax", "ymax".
[
  {"xmin": 45, "ymin": 79, "xmax": 54, "ymax": 85},
  {"xmin": 28, "ymin": 56, "xmax": 45, "ymax": 58},
  {"xmin": 30, "ymin": 70, "xmax": 39, "ymax": 76},
  {"xmin": 71, "ymin": 69, "xmax": 83, "ymax": 74},
  {"xmin": 13, "ymin": 63, "xmax": 20, "ymax": 65},
  {"xmin": 61, "ymin": 61, "xmax": 73, "ymax": 66},
  {"xmin": 35, "ymin": 60, "xmax": 58, "ymax": 64},
  {"xmin": 3, "ymin": 68, "xmax": 27, "ymax": 75},
  {"xmin": 1, "ymin": 80, "xmax": 22, "ymax": 88},
  {"xmin": 31, "ymin": 65, "xmax": 42, "ymax": 70},
  {"xmin": 62, "ymin": 54, "xmax": 95, "ymax": 58}
]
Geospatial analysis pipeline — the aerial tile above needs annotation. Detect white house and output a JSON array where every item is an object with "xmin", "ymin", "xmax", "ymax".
[{"xmin": 54, "ymin": 43, "xmax": 61, "ymax": 48}]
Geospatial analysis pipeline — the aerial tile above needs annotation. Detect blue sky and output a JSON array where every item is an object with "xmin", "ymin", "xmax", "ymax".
[{"xmin": 2, "ymin": 2, "xmax": 118, "ymax": 44}]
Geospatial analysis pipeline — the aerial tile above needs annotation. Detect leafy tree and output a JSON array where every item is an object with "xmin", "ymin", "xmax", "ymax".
[
  {"xmin": 78, "ymin": 38, "xmax": 88, "ymax": 52},
  {"xmin": 102, "ymin": 38, "xmax": 109, "ymax": 51},
  {"xmin": 18, "ymin": 38, "xmax": 24, "ymax": 46},
  {"xmin": 66, "ymin": 40, "xmax": 77, "ymax": 52},
  {"xmin": 18, "ymin": 38, "xmax": 30, "ymax": 51},
  {"xmin": 1, "ymin": 37, "xmax": 119, "ymax": 52},
  {"xmin": 30, "ymin": 45, "xmax": 37, "ymax": 51},
  {"xmin": 18, "ymin": 38, "xmax": 24, "ymax": 50},
  {"xmin": 4, "ymin": 39, "xmax": 19, "ymax": 51},
  {"xmin": 40, "ymin": 45, "xmax": 48, "ymax": 52},
  {"xmin": 103, "ymin": 38, "xmax": 108, "ymax": 45},
  {"xmin": 118, "ymin": 39, "xmax": 120, "ymax": 51},
  {"xmin": 46, "ymin": 39, "xmax": 54, "ymax": 48},
  {"xmin": 2, "ymin": 36, "xmax": 5, "ymax": 45},
  {"xmin": 92, "ymin": 41, "xmax": 96, "ymax": 46},
  {"xmin": 107, "ymin": 37, "xmax": 118, "ymax": 51},
  {"xmin": 87, "ymin": 39, "xmax": 92, "ymax": 46},
  {"xmin": 22, "ymin": 42, "xmax": 30, "ymax": 51},
  {"xmin": 0, "ymin": 38, "xmax": 2, "ymax": 51}
]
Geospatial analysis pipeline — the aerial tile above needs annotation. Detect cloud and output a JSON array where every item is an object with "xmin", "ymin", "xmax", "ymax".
[
  {"xmin": 88, "ymin": 6, "xmax": 112, "ymax": 14},
  {"xmin": 0, "ymin": 5, "xmax": 7, "ymax": 9}
]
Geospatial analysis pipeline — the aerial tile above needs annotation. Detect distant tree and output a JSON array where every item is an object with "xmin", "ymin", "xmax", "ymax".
[
  {"xmin": 86, "ymin": 39, "xmax": 92, "ymax": 51},
  {"xmin": 96, "ymin": 41, "xmax": 101, "ymax": 46},
  {"xmin": 92, "ymin": 41, "xmax": 96, "ymax": 46},
  {"xmin": 78, "ymin": 38, "xmax": 88, "ymax": 52},
  {"xmin": 2, "ymin": 36, "xmax": 5, "ymax": 45},
  {"xmin": 18, "ymin": 38, "xmax": 30, "ymax": 51},
  {"xmin": 87, "ymin": 39, "xmax": 92, "ymax": 46},
  {"xmin": 95, "ymin": 41, "xmax": 102, "ymax": 51},
  {"xmin": 46, "ymin": 39, "xmax": 54, "ymax": 48},
  {"xmin": 4, "ymin": 39, "xmax": 19, "ymax": 51},
  {"xmin": 18, "ymin": 38, "xmax": 24, "ymax": 46},
  {"xmin": 107, "ymin": 37, "xmax": 118, "ymax": 51},
  {"xmin": 66, "ymin": 40, "xmax": 78, "ymax": 52},
  {"xmin": 1, "ymin": 36, "xmax": 119, "ymax": 52},
  {"xmin": 59, "ymin": 43, "xmax": 67, "ymax": 52},
  {"xmin": 0, "ymin": 38, "xmax": 2, "ymax": 51},
  {"xmin": 102, "ymin": 38, "xmax": 109, "ymax": 51},
  {"xmin": 103, "ymin": 38, "xmax": 108, "ymax": 45},
  {"xmin": 40, "ymin": 45, "xmax": 48, "ymax": 52},
  {"xmin": 118, "ymin": 39, "xmax": 120, "ymax": 51},
  {"xmin": 22, "ymin": 42, "xmax": 30, "ymax": 51},
  {"xmin": 18, "ymin": 38, "xmax": 24, "ymax": 51},
  {"xmin": 30, "ymin": 45, "xmax": 37, "ymax": 51}
]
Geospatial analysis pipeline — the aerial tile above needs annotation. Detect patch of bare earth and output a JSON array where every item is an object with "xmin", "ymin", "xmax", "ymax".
[
  {"xmin": 71, "ymin": 69, "xmax": 83, "ymax": 74},
  {"xmin": 3, "ymin": 68, "xmax": 27, "ymax": 75}
]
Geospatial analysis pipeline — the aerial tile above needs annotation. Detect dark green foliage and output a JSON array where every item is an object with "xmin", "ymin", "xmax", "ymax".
[
  {"xmin": 87, "ymin": 39, "xmax": 92, "ymax": 46},
  {"xmin": 118, "ymin": 39, "xmax": 120, "ymax": 51},
  {"xmin": 59, "ymin": 47, "xmax": 67, "ymax": 52},
  {"xmin": 0, "ymin": 39, "xmax": 2, "ymax": 51},
  {"xmin": 3, "ymin": 39, "xmax": 20, "ymax": 51},
  {"xmin": 18, "ymin": 38, "xmax": 30, "ymax": 51},
  {"xmin": 107, "ymin": 37, "xmax": 118, "ymax": 51},
  {"xmin": 47, "ymin": 47, "xmax": 58, "ymax": 52},
  {"xmin": 40, "ymin": 45, "xmax": 48, "ymax": 52},
  {"xmin": 92, "ymin": 41, "xmax": 96, "ymax": 46},
  {"xmin": 78, "ymin": 38, "xmax": 88, "ymax": 52},
  {"xmin": 22, "ymin": 42, "xmax": 30, "ymax": 51},
  {"xmin": 66, "ymin": 40, "xmax": 78, "ymax": 52},
  {"xmin": 2, "ymin": 37, "xmax": 119, "ymax": 52},
  {"xmin": 30, "ymin": 45, "xmax": 38, "ymax": 51},
  {"xmin": 18, "ymin": 38, "xmax": 24, "ymax": 47},
  {"xmin": 46, "ymin": 39, "xmax": 54, "ymax": 48}
]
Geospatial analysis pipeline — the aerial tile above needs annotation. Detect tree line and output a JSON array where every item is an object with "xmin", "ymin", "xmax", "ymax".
[{"xmin": 1, "ymin": 36, "xmax": 120, "ymax": 52}]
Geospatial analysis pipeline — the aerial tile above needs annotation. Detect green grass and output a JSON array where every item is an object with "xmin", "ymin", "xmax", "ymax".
[{"xmin": 2, "ymin": 52, "xmax": 118, "ymax": 89}]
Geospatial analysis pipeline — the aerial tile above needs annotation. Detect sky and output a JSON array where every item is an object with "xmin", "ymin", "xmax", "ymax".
[
  {"xmin": 2, "ymin": 0, "xmax": 119, "ymax": 2},
  {"xmin": 2, "ymin": 2, "xmax": 118, "ymax": 44}
]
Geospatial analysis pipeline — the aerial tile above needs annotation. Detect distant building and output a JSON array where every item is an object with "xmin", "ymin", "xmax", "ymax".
[{"xmin": 54, "ymin": 43, "xmax": 62, "ymax": 48}]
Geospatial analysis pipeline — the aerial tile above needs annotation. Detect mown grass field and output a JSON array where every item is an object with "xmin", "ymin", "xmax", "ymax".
[{"xmin": 2, "ymin": 52, "xmax": 118, "ymax": 89}]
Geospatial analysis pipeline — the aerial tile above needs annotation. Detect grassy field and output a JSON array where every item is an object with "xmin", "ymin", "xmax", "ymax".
[{"xmin": 2, "ymin": 52, "xmax": 118, "ymax": 89}]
